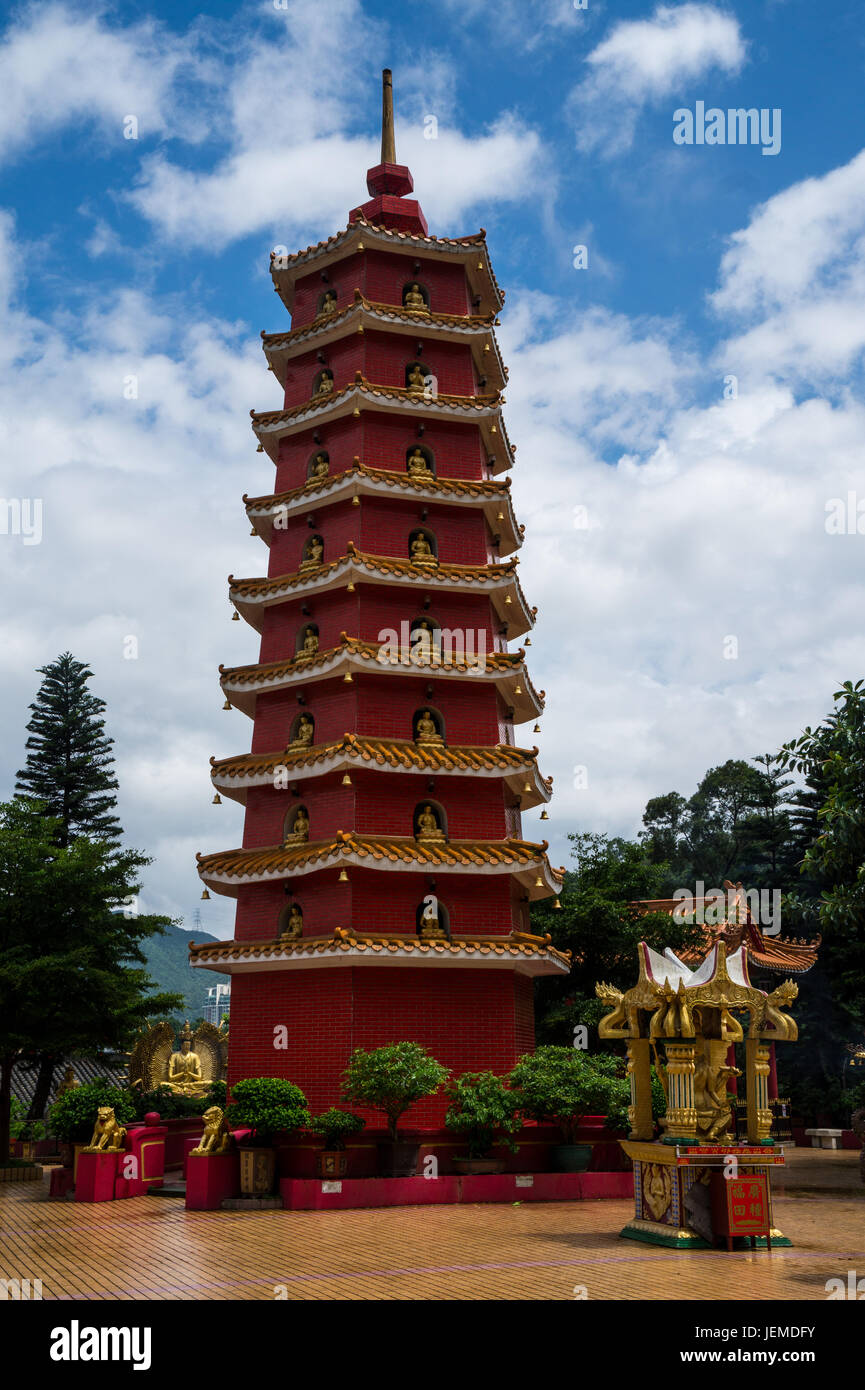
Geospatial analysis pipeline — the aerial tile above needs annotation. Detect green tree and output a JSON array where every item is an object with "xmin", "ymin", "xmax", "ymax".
[
  {"xmin": 531, "ymin": 833, "xmax": 703, "ymax": 1045},
  {"xmin": 780, "ymin": 681, "xmax": 865, "ymax": 1042},
  {"xmin": 16, "ymin": 653, "xmax": 121, "ymax": 848},
  {"xmin": 0, "ymin": 800, "xmax": 181, "ymax": 1161},
  {"xmin": 15, "ymin": 654, "xmax": 125, "ymax": 1118}
]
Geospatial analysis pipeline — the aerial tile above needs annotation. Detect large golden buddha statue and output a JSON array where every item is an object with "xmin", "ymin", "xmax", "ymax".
[
  {"xmin": 414, "ymin": 709, "xmax": 442, "ymax": 745},
  {"xmin": 129, "ymin": 1019, "xmax": 228, "ymax": 1098},
  {"xmin": 166, "ymin": 1022, "xmax": 206, "ymax": 1094}
]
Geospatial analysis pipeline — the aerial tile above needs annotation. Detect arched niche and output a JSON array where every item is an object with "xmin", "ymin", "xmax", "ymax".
[
  {"xmin": 402, "ymin": 282, "xmax": 429, "ymax": 313},
  {"xmin": 308, "ymin": 450, "xmax": 330, "ymax": 480},
  {"xmin": 296, "ymin": 623, "xmax": 319, "ymax": 656},
  {"xmin": 413, "ymin": 800, "xmax": 448, "ymax": 842},
  {"xmin": 317, "ymin": 289, "xmax": 338, "ymax": 317},
  {"xmin": 412, "ymin": 707, "xmax": 444, "ymax": 745},
  {"xmin": 313, "ymin": 368, "xmax": 334, "ymax": 397},
  {"xmin": 406, "ymin": 443, "xmax": 435, "ymax": 478},
  {"xmin": 284, "ymin": 805, "xmax": 310, "ymax": 843},
  {"xmin": 408, "ymin": 527, "xmax": 437, "ymax": 566},
  {"xmin": 416, "ymin": 896, "xmax": 450, "ymax": 939},
  {"xmin": 301, "ymin": 533, "xmax": 324, "ymax": 568},
  {"xmin": 278, "ymin": 901, "xmax": 304, "ymax": 940},
  {"xmin": 405, "ymin": 361, "xmax": 431, "ymax": 394},
  {"xmin": 288, "ymin": 712, "xmax": 315, "ymax": 749}
]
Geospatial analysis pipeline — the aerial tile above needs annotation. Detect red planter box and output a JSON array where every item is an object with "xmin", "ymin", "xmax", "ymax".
[
  {"xmin": 186, "ymin": 1152, "xmax": 241, "ymax": 1210},
  {"xmin": 75, "ymin": 1151, "xmax": 119, "ymax": 1203}
]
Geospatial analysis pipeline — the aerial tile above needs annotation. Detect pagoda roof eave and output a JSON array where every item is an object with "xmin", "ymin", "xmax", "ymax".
[
  {"xmin": 630, "ymin": 897, "xmax": 820, "ymax": 975},
  {"xmin": 269, "ymin": 221, "xmax": 504, "ymax": 315},
  {"xmin": 210, "ymin": 734, "xmax": 551, "ymax": 808},
  {"xmin": 262, "ymin": 294, "xmax": 507, "ymax": 394},
  {"xmin": 245, "ymin": 466, "xmax": 523, "ymax": 557},
  {"xmin": 219, "ymin": 639, "xmax": 543, "ymax": 724},
  {"xmin": 250, "ymin": 378, "xmax": 514, "ymax": 474},
  {"xmin": 196, "ymin": 834, "xmax": 564, "ymax": 897},
  {"xmin": 228, "ymin": 547, "xmax": 536, "ymax": 642},
  {"xmin": 189, "ymin": 930, "xmax": 569, "ymax": 978}
]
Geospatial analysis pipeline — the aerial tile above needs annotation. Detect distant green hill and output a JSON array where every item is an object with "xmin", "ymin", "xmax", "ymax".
[{"xmin": 141, "ymin": 921, "xmax": 229, "ymax": 1023}]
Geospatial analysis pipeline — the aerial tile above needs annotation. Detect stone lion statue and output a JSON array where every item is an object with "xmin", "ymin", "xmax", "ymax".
[
  {"xmin": 83, "ymin": 1106, "xmax": 127, "ymax": 1153},
  {"xmin": 189, "ymin": 1106, "xmax": 232, "ymax": 1157}
]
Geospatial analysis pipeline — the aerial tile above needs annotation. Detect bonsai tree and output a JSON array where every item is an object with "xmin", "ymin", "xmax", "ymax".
[
  {"xmin": 341, "ymin": 1042, "xmax": 447, "ymax": 1142},
  {"xmin": 225, "ymin": 1077, "xmax": 309, "ymax": 1146},
  {"xmin": 49, "ymin": 1079, "xmax": 136, "ymax": 1144},
  {"xmin": 509, "ymin": 1046, "xmax": 630, "ymax": 1144},
  {"xmin": 444, "ymin": 1072, "xmax": 522, "ymax": 1159},
  {"xmin": 308, "ymin": 1108, "xmax": 365, "ymax": 1151}
]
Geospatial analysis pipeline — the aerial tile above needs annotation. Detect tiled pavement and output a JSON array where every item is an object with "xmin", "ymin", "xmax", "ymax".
[{"xmin": 1, "ymin": 1148, "xmax": 862, "ymax": 1301}]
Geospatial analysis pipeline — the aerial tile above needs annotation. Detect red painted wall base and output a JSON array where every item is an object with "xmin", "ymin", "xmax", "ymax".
[{"xmin": 279, "ymin": 1170, "xmax": 632, "ymax": 1211}]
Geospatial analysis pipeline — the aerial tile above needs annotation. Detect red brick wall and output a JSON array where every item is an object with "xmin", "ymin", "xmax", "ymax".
[{"xmin": 226, "ymin": 965, "xmax": 534, "ymax": 1126}]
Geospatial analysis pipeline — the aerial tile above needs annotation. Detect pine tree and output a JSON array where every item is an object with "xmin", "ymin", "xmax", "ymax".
[{"xmin": 16, "ymin": 653, "xmax": 121, "ymax": 848}]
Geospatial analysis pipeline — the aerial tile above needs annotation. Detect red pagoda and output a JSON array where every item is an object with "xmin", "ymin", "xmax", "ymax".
[{"xmin": 191, "ymin": 71, "xmax": 568, "ymax": 1127}]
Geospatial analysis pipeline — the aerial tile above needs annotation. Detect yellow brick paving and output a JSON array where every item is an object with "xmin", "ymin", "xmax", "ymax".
[{"xmin": 0, "ymin": 1149, "xmax": 861, "ymax": 1301}]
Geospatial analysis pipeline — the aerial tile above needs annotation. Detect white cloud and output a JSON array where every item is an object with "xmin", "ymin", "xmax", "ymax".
[
  {"xmin": 0, "ymin": 3, "xmax": 196, "ymax": 164},
  {"xmin": 569, "ymin": 3, "xmax": 746, "ymax": 156}
]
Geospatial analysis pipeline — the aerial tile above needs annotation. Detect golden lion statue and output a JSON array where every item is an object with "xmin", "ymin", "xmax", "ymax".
[
  {"xmin": 83, "ymin": 1106, "xmax": 127, "ymax": 1153},
  {"xmin": 189, "ymin": 1106, "xmax": 232, "ymax": 1157}
]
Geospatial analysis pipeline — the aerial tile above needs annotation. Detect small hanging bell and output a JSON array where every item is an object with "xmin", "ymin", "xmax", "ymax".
[
  {"xmin": 540, "ymin": 809, "xmax": 549, "ymax": 820},
  {"xmin": 338, "ymin": 869, "xmax": 349, "ymax": 882},
  {"xmin": 200, "ymin": 889, "xmax": 210, "ymax": 901},
  {"xmin": 212, "ymin": 793, "xmax": 222, "ymax": 805},
  {"xmin": 223, "ymin": 699, "xmax": 232, "ymax": 710},
  {"xmin": 342, "ymin": 773, "xmax": 352, "ymax": 786},
  {"xmin": 231, "ymin": 610, "xmax": 240, "ymax": 621}
]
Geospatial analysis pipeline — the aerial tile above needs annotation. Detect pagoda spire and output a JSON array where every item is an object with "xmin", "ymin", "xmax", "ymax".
[
  {"xmin": 349, "ymin": 67, "xmax": 428, "ymax": 236},
  {"xmin": 381, "ymin": 68, "xmax": 396, "ymax": 165}
]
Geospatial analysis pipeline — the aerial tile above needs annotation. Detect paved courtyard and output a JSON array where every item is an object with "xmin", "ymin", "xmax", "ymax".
[{"xmin": 1, "ymin": 1148, "xmax": 862, "ymax": 1301}]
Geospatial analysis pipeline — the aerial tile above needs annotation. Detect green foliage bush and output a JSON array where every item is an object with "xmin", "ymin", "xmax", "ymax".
[
  {"xmin": 49, "ymin": 1080, "xmax": 137, "ymax": 1142},
  {"xmin": 509, "ymin": 1046, "xmax": 631, "ymax": 1144},
  {"xmin": 225, "ymin": 1077, "xmax": 309, "ymax": 1145},
  {"xmin": 342, "ymin": 1042, "xmax": 448, "ymax": 1141},
  {"xmin": 132, "ymin": 1079, "xmax": 227, "ymax": 1121},
  {"xmin": 444, "ymin": 1072, "xmax": 522, "ymax": 1158},
  {"xmin": 308, "ymin": 1108, "xmax": 365, "ymax": 1150}
]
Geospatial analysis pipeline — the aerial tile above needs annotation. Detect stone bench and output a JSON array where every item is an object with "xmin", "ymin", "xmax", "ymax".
[{"xmin": 805, "ymin": 1128, "xmax": 843, "ymax": 1149}]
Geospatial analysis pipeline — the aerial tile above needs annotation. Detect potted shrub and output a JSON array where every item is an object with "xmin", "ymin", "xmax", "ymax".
[
  {"xmin": 445, "ymin": 1072, "xmax": 522, "ymax": 1174},
  {"xmin": 49, "ymin": 1080, "xmax": 137, "ymax": 1178},
  {"xmin": 510, "ymin": 1046, "xmax": 630, "ymax": 1172},
  {"xmin": 226, "ymin": 1077, "xmax": 310, "ymax": 1195},
  {"xmin": 342, "ymin": 1042, "xmax": 448, "ymax": 1177},
  {"xmin": 308, "ymin": 1109, "xmax": 365, "ymax": 1177}
]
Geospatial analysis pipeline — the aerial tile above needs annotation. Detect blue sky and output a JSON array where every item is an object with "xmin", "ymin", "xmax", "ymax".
[{"xmin": 2, "ymin": 0, "xmax": 864, "ymax": 936}]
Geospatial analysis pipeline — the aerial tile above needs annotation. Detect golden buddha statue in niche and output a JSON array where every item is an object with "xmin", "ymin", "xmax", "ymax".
[
  {"xmin": 301, "ymin": 536, "xmax": 324, "ymax": 570},
  {"xmin": 414, "ymin": 709, "xmax": 442, "ymax": 745},
  {"xmin": 311, "ymin": 453, "xmax": 329, "ymax": 479},
  {"xmin": 416, "ymin": 805, "xmax": 445, "ymax": 842},
  {"xmin": 289, "ymin": 714, "xmax": 315, "ymax": 750},
  {"xmin": 300, "ymin": 627, "xmax": 319, "ymax": 657},
  {"xmin": 410, "ymin": 532, "xmax": 436, "ymax": 566},
  {"xmin": 407, "ymin": 447, "xmax": 432, "ymax": 478},
  {"xmin": 285, "ymin": 807, "xmax": 310, "ymax": 844},
  {"xmin": 407, "ymin": 364, "xmax": 427, "ymax": 394},
  {"xmin": 166, "ymin": 1022, "xmax": 206, "ymax": 1095},
  {"xmin": 319, "ymin": 291, "xmax": 337, "ymax": 316},
  {"xmin": 281, "ymin": 905, "xmax": 304, "ymax": 941},
  {"xmin": 404, "ymin": 283, "xmax": 428, "ymax": 313},
  {"xmin": 419, "ymin": 902, "xmax": 446, "ymax": 940},
  {"xmin": 316, "ymin": 371, "xmax": 334, "ymax": 396}
]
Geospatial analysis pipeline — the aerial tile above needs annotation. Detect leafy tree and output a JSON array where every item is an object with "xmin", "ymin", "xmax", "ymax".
[
  {"xmin": 0, "ymin": 799, "xmax": 181, "ymax": 1161},
  {"xmin": 16, "ymin": 653, "xmax": 122, "ymax": 847},
  {"xmin": 444, "ymin": 1072, "xmax": 522, "ymax": 1158},
  {"xmin": 780, "ymin": 681, "xmax": 865, "ymax": 1042},
  {"xmin": 341, "ymin": 1042, "xmax": 448, "ymax": 1141},
  {"xmin": 509, "ymin": 1046, "xmax": 630, "ymax": 1141},
  {"xmin": 531, "ymin": 833, "xmax": 703, "ymax": 1045}
]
